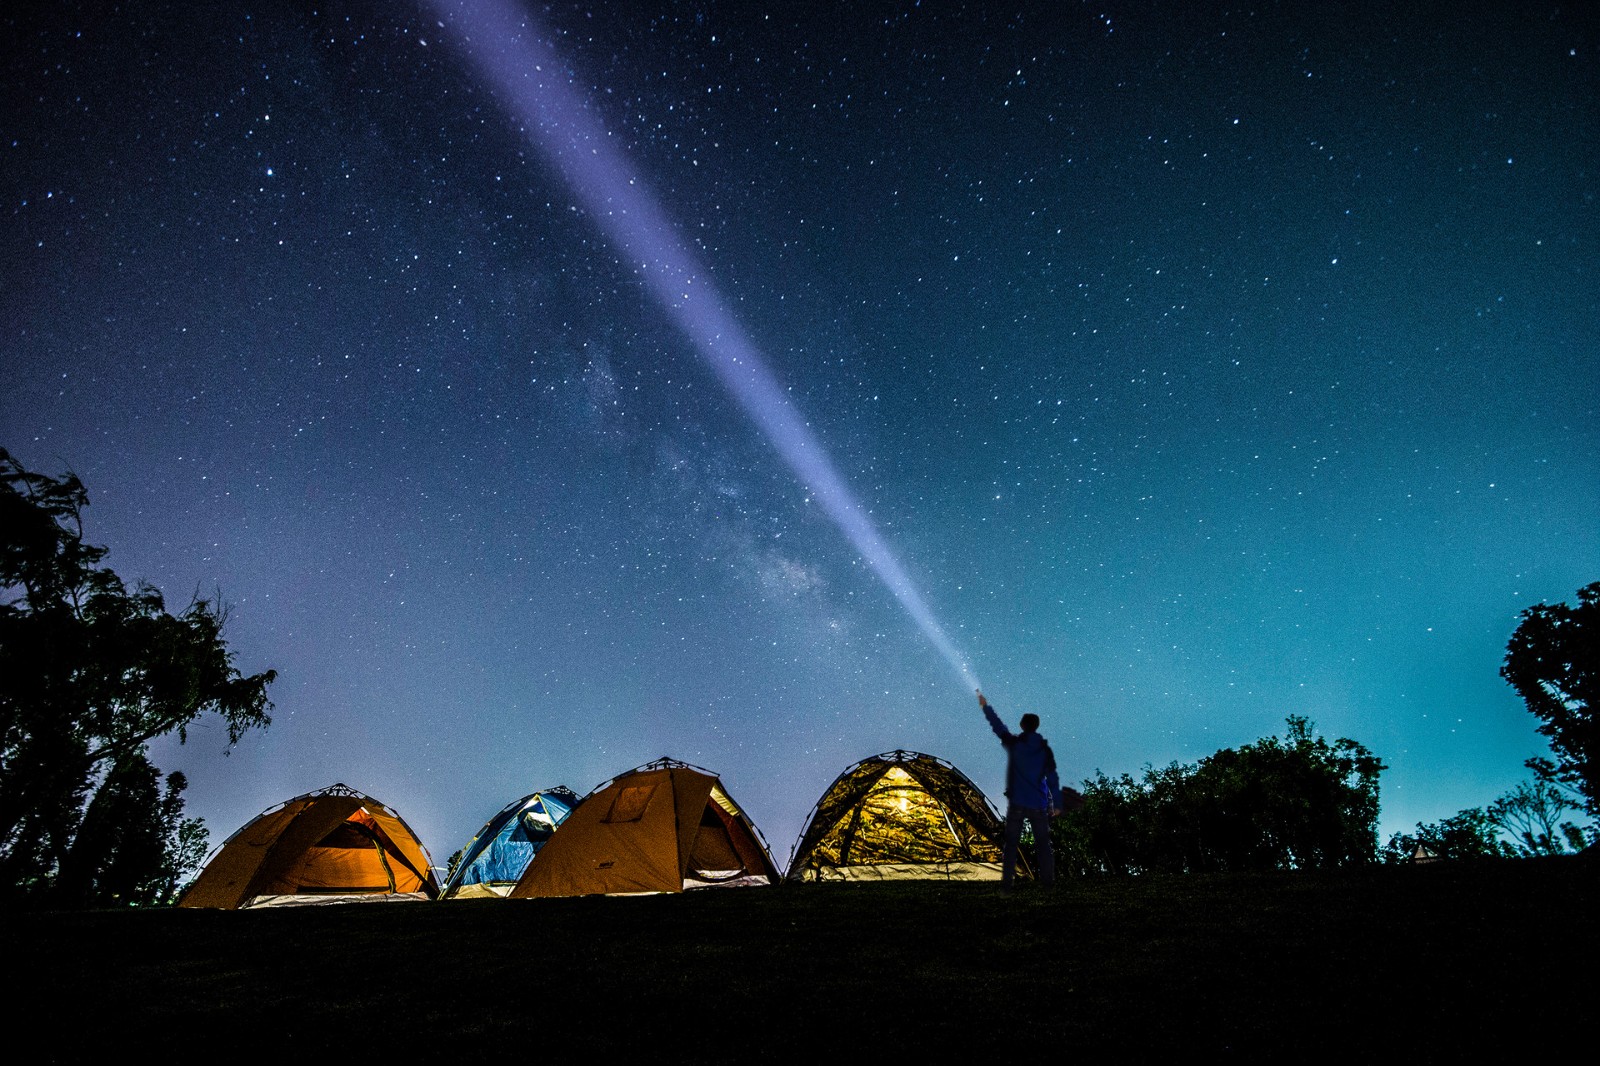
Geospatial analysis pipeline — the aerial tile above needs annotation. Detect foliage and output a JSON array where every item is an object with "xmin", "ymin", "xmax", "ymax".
[
  {"xmin": 1382, "ymin": 807, "xmax": 1514, "ymax": 863},
  {"xmin": 1381, "ymin": 772, "xmax": 1592, "ymax": 864},
  {"xmin": 1501, "ymin": 582, "xmax": 1599, "ymax": 817},
  {"xmin": 1488, "ymin": 774, "xmax": 1590, "ymax": 856},
  {"xmin": 0, "ymin": 448, "xmax": 274, "ymax": 905},
  {"xmin": 1053, "ymin": 716, "xmax": 1385, "ymax": 875},
  {"xmin": 53, "ymin": 753, "xmax": 210, "ymax": 906}
]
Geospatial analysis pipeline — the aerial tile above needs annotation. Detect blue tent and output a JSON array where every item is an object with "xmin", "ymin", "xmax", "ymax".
[{"xmin": 440, "ymin": 787, "xmax": 579, "ymax": 899}]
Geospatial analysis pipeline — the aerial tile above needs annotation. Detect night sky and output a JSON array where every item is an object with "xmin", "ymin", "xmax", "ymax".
[{"xmin": 4, "ymin": 1, "xmax": 1595, "ymax": 871}]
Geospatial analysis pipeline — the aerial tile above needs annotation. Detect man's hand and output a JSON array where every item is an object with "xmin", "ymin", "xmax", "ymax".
[{"xmin": 976, "ymin": 689, "xmax": 988, "ymax": 709}]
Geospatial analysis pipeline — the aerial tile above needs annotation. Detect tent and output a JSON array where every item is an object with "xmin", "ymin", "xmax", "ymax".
[
  {"xmin": 1411, "ymin": 841, "xmax": 1441, "ymax": 863},
  {"xmin": 509, "ymin": 758, "xmax": 779, "ymax": 897},
  {"xmin": 786, "ymin": 750, "xmax": 1017, "ymax": 882},
  {"xmin": 180, "ymin": 783, "xmax": 438, "ymax": 908},
  {"xmin": 440, "ymin": 786, "xmax": 579, "ymax": 899}
]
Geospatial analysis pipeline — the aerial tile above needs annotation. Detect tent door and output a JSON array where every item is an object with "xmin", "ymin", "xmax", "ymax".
[{"xmin": 686, "ymin": 806, "xmax": 746, "ymax": 882}]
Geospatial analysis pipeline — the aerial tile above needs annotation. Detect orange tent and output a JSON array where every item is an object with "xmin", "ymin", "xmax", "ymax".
[
  {"xmin": 180, "ymin": 783, "xmax": 438, "ymax": 908},
  {"xmin": 510, "ymin": 759, "xmax": 778, "ymax": 897}
]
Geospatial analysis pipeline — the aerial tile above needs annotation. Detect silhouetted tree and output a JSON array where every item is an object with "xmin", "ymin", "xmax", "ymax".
[
  {"xmin": 1381, "ymin": 773, "xmax": 1590, "ymax": 864},
  {"xmin": 0, "ymin": 448, "xmax": 274, "ymax": 905},
  {"xmin": 1488, "ymin": 776, "xmax": 1588, "ymax": 856},
  {"xmin": 1052, "ymin": 771, "xmax": 1144, "ymax": 876},
  {"xmin": 1054, "ymin": 717, "xmax": 1385, "ymax": 875},
  {"xmin": 53, "ymin": 753, "xmax": 208, "ymax": 906},
  {"xmin": 1502, "ymin": 582, "xmax": 1599, "ymax": 817},
  {"xmin": 1382, "ymin": 807, "xmax": 1513, "ymax": 863}
]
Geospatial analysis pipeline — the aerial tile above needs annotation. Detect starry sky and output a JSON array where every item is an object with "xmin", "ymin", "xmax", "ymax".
[{"xmin": 3, "ymin": 1, "xmax": 1596, "ymax": 871}]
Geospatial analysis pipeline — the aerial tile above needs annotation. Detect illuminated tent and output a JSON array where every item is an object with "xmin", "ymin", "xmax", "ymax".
[
  {"xmin": 180, "ymin": 783, "xmax": 438, "ymax": 908},
  {"xmin": 786, "ymin": 750, "xmax": 1017, "ymax": 882},
  {"xmin": 509, "ymin": 758, "xmax": 779, "ymax": 897},
  {"xmin": 440, "ymin": 786, "xmax": 579, "ymax": 899}
]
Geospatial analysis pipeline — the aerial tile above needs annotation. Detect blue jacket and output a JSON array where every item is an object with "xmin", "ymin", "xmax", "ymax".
[{"xmin": 984, "ymin": 703, "xmax": 1062, "ymax": 811}]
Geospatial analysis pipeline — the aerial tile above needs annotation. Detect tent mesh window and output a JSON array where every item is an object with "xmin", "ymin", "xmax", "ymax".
[{"xmin": 603, "ymin": 784, "xmax": 657, "ymax": 823}]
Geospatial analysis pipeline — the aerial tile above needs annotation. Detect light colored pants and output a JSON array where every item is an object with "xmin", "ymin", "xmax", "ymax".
[{"xmin": 1003, "ymin": 804, "xmax": 1055, "ymax": 887}]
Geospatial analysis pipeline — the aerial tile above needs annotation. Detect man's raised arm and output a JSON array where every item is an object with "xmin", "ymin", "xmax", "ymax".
[{"xmin": 978, "ymin": 690, "xmax": 1011, "ymax": 742}]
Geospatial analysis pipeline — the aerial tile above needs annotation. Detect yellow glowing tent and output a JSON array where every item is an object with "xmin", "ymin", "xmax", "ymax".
[
  {"xmin": 786, "ymin": 750, "xmax": 1017, "ymax": 881},
  {"xmin": 180, "ymin": 783, "xmax": 438, "ymax": 908},
  {"xmin": 509, "ymin": 758, "xmax": 779, "ymax": 897}
]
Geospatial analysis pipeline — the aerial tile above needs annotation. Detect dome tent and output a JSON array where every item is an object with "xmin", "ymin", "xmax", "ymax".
[
  {"xmin": 180, "ymin": 783, "xmax": 438, "ymax": 908},
  {"xmin": 509, "ymin": 758, "xmax": 779, "ymax": 897},
  {"xmin": 440, "ymin": 785, "xmax": 579, "ymax": 899},
  {"xmin": 786, "ymin": 750, "xmax": 1018, "ymax": 882}
]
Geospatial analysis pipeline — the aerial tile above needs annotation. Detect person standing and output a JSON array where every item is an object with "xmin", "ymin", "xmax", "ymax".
[{"xmin": 978, "ymin": 690, "xmax": 1062, "ymax": 888}]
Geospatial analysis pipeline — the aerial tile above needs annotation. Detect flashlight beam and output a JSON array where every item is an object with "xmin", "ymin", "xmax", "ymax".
[{"xmin": 425, "ymin": 0, "xmax": 978, "ymax": 690}]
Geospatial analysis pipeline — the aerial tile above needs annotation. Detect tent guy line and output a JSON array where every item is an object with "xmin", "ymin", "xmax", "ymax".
[{"xmin": 422, "ymin": 0, "xmax": 980, "ymax": 691}]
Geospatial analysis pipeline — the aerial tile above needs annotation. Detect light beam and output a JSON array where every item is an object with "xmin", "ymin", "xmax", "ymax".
[{"xmin": 425, "ymin": 0, "xmax": 978, "ymax": 691}]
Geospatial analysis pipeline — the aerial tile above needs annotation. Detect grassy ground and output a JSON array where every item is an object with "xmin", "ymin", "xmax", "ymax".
[{"xmin": 3, "ymin": 858, "xmax": 1591, "ymax": 1059}]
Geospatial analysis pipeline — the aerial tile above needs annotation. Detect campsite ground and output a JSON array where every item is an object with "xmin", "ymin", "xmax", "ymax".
[{"xmin": 3, "ymin": 857, "xmax": 1591, "ymax": 1058}]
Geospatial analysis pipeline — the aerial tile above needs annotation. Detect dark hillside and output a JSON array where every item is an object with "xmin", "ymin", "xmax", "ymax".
[{"xmin": 3, "ymin": 858, "xmax": 1590, "ymax": 1058}]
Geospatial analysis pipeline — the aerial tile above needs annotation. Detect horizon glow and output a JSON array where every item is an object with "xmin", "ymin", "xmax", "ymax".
[{"xmin": 424, "ymin": 0, "xmax": 979, "ymax": 691}]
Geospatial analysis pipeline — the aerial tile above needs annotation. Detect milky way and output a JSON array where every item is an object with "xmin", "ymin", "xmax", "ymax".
[
  {"xmin": 2, "ymin": 1, "xmax": 1595, "ymax": 865},
  {"xmin": 424, "ymin": 0, "xmax": 979, "ymax": 690}
]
